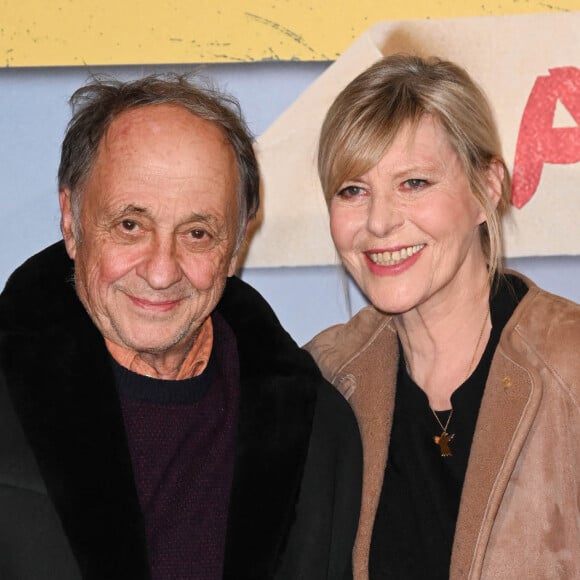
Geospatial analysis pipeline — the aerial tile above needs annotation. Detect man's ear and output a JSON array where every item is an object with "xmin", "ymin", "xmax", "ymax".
[
  {"xmin": 59, "ymin": 188, "xmax": 77, "ymax": 259},
  {"xmin": 228, "ymin": 224, "xmax": 249, "ymax": 277},
  {"xmin": 485, "ymin": 158, "xmax": 505, "ymax": 209},
  {"xmin": 228, "ymin": 255, "xmax": 239, "ymax": 278}
]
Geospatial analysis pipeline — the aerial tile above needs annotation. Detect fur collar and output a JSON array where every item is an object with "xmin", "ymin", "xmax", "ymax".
[{"xmin": 0, "ymin": 241, "xmax": 319, "ymax": 578}]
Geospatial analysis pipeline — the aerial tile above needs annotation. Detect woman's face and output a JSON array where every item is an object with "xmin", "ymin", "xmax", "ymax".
[{"xmin": 329, "ymin": 115, "xmax": 491, "ymax": 316}]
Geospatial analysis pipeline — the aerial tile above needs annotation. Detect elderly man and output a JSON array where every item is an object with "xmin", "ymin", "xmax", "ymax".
[{"xmin": 0, "ymin": 76, "xmax": 361, "ymax": 579}]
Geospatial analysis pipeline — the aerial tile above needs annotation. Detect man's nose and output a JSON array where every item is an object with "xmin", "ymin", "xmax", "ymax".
[{"xmin": 137, "ymin": 235, "xmax": 182, "ymax": 289}]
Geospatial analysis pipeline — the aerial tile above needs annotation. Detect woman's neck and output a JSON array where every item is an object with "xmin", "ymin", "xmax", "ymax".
[{"xmin": 394, "ymin": 272, "xmax": 491, "ymax": 410}]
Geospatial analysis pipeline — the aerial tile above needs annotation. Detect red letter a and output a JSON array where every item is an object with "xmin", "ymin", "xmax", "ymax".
[{"xmin": 512, "ymin": 67, "xmax": 580, "ymax": 208}]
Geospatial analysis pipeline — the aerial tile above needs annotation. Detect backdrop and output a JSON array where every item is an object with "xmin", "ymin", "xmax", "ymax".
[{"xmin": 1, "ymin": 2, "xmax": 579, "ymax": 343}]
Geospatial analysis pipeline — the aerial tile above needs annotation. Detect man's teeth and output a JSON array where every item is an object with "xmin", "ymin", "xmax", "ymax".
[{"xmin": 368, "ymin": 244, "xmax": 425, "ymax": 266}]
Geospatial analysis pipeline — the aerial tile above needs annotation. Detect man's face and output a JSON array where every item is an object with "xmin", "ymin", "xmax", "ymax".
[{"xmin": 60, "ymin": 104, "xmax": 240, "ymax": 372}]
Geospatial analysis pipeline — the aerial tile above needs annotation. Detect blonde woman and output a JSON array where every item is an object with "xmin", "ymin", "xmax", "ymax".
[{"xmin": 307, "ymin": 55, "xmax": 580, "ymax": 579}]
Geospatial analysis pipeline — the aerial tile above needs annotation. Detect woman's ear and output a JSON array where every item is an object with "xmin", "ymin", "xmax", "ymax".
[{"xmin": 485, "ymin": 158, "xmax": 505, "ymax": 209}]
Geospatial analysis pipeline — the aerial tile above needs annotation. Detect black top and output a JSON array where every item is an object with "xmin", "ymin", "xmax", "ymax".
[
  {"xmin": 111, "ymin": 313, "xmax": 239, "ymax": 580},
  {"xmin": 369, "ymin": 275, "xmax": 528, "ymax": 579}
]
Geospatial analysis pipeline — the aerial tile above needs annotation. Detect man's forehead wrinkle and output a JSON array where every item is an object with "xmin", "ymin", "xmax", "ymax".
[
  {"xmin": 132, "ymin": 165, "xmax": 209, "ymax": 180},
  {"xmin": 101, "ymin": 121, "xmax": 223, "ymax": 178}
]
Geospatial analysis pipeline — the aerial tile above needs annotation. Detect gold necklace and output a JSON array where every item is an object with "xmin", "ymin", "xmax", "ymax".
[
  {"xmin": 432, "ymin": 409, "xmax": 454, "ymax": 456},
  {"xmin": 430, "ymin": 308, "xmax": 490, "ymax": 458}
]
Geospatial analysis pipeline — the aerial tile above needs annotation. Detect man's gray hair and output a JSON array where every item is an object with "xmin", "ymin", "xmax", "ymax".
[{"xmin": 58, "ymin": 73, "xmax": 260, "ymax": 246}]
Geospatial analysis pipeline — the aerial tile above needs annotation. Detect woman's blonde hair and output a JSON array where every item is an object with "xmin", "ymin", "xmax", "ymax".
[{"xmin": 318, "ymin": 54, "xmax": 511, "ymax": 281}]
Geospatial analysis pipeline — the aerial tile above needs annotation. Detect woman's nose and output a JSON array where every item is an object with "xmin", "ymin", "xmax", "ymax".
[{"xmin": 366, "ymin": 193, "xmax": 404, "ymax": 237}]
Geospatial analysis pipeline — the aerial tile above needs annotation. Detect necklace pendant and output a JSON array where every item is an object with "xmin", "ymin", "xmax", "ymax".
[{"xmin": 433, "ymin": 431, "xmax": 455, "ymax": 457}]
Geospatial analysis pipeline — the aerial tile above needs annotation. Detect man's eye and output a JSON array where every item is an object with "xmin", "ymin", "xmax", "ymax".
[
  {"xmin": 120, "ymin": 220, "xmax": 138, "ymax": 231},
  {"xmin": 337, "ymin": 185, "xmax": 365, "ymax": 198},
  {"xmin": 190, "ymin": 229, "xmax": 208, "ymax": 240}
]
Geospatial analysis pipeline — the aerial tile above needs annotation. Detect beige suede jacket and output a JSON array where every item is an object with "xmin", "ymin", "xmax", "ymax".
[{"xmin": 306, "ymin": 273, "xmax": 580, "ymax": 579}]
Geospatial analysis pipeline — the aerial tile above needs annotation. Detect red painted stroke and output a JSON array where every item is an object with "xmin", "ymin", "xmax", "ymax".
[{"xmin": 512, "ymin": 67, "xmax": 580, "ymax": 208}]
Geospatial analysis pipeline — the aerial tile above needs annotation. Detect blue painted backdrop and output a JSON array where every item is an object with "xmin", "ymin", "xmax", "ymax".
[{"xmin": 1, "ymin": 63, "xmax": 579, "ymax": 344}]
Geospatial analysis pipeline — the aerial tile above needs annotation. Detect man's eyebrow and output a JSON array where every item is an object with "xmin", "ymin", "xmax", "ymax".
[
  {"xmin": 183, "ymin": 213, "xmax": 219, "ymax": 225},
  {"xmin": 105, "ymin": 204, "xmax": 149, "ymax": 220},
  {"xmin": 105, "ymin": 206, "xmax": 221, "ymax": 226}
]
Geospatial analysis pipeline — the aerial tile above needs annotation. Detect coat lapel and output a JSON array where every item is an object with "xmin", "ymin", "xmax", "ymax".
[
  {"xmin": 333, "ymin": 318, "xmax": 398, "ymax": 580},
  {"xmin": 0, "ymin": 243, "xmax": 150, "ymax": 579},
  {"xmin": 451, "ymin": 346, "xmax": 541, "ymax": 579},
  {"xmin": 306, "ymin": 308, "xmax": 399, "ymax": 580},
  {"xmin": 218, "ymin": 277, "xmax": 319, "ymax": 578}
]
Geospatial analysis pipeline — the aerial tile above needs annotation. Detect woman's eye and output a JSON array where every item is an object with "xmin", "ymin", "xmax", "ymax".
[
  {"xmin": 337, "ymin": 185, "xmax": 365, "ymax": 198},
  {"xmin": 403, "ymin": 178, "xmax": 428, "ymax": 190}
]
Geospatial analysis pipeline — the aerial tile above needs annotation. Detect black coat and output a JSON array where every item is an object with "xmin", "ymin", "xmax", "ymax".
[{"xmin": 0, "ymin": 242, "xmax": 361, "ymax": 580}]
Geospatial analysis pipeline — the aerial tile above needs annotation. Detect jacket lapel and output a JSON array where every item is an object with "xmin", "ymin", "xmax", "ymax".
[
  {"xmin": 451, "ymin": 346, "xmax": 541, "ymax": 579},
  {"xmin": 218, "ymin": 277, "xmax": 319, "ymax": 578},
  {"xmin": 0, "ymin": 243, "xmax": 150, "ymax": 579},
  {"xmin": 334, "ymin": 318, "xmax": 398, "ymax": 580}
]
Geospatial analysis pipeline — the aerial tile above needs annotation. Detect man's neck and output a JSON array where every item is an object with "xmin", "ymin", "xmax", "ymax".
[{"xmin": 105, "ymin": 317, "xmax": 213, "ymax": 380}]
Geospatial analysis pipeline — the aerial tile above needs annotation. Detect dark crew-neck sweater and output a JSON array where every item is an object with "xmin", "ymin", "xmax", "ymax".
[
  {"xmin": 111, "ymin": 311, "xmax": 240, "ymax": 580},
  {"xmin": 369, "ymin": 275, "xmax": 528, "ymax": 579}
]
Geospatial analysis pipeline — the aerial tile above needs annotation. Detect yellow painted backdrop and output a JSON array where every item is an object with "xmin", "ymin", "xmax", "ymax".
[{"xmin": 2, "ymin": 0, "xmax": 579, "ymax": 67}]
